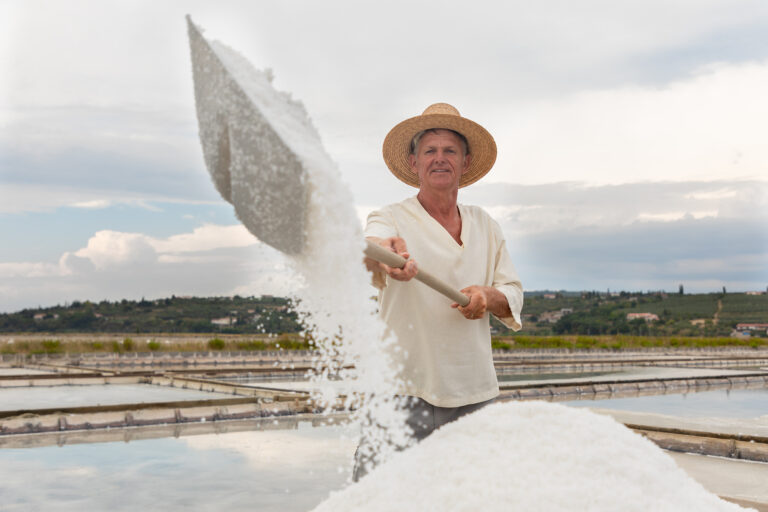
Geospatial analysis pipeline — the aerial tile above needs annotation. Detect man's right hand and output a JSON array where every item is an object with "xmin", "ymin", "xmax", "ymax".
[{"xmin": 365, "ymin": 237, "xmax": 418, "ymax": 282}]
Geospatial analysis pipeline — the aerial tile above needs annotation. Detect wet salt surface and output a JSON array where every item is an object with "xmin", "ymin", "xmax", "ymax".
[
  {"xmin": 0, "ymin": 421, "xmax": 355, "ymax": 512},
  {"xmin": 567, "ymin": 387, "xmax": 768, "ymax": 419},
  {"xmin": 0, "ymin": 384, "xmax": 233, "ymax": 411},
  {"xmin": 0, "ymin": 367, "xmax": 56, "ymax": 376}
]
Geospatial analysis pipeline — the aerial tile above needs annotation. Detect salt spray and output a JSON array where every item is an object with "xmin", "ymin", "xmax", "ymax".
[{"xmin": 191, "ymin": 23, "xmax": 413, "ymax": 473}]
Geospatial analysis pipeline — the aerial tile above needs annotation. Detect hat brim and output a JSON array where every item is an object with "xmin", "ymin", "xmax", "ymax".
[{"xmin": 382, "ymin": 113, "xmax": 497, "ymax": 188}]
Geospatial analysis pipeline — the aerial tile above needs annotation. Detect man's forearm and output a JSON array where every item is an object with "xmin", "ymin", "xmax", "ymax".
[{"xmin": 483, "ymin": 286, "xmax": 512, "ymax": 318}]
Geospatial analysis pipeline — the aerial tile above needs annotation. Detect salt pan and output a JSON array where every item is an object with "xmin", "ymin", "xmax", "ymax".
[{"xmin": 313, "ymin": 401, "xmax": 749, "ymax": 512}]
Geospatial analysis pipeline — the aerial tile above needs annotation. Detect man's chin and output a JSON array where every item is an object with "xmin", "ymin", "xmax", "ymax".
[{"xmin": 425, "ymin": 174, "xmax": 457, "ymax": 186}]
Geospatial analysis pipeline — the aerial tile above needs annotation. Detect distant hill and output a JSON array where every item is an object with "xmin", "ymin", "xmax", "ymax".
[
  {"xmin": 0, "ymin": 296, "xmax": 301, "ymax": 335},
  {"xmin": 500, "ymin": 290, "xmax": 768, "ymax": 337},
  {"xmin": 2, "ymin": 291, "xmax": 766, "ymax": 337}
]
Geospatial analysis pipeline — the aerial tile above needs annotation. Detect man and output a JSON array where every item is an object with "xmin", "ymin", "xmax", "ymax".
[{"xmin": 355, "ymin": 103, "xmax": 523, "ymax": 478}]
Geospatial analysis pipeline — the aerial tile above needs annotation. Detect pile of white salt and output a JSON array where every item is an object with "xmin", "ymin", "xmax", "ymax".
[{"xmin": 313, "ymin": 401, "xmax": 748, "ymax": 511}]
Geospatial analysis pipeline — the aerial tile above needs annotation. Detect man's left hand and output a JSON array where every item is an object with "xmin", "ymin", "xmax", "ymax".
[{"xmin": 451, "ymin": 285, "xmax": 488, "ymax": 320}]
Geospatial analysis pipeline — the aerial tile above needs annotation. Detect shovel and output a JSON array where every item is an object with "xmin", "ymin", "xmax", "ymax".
[{"xmin": 186, "ymin": 16, "xmax": 469, "ymax": 307}]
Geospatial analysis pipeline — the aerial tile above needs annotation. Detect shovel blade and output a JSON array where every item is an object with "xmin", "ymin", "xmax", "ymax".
[{"xmin": 187, "ymin": 16, "xmax": 308, "ymax": 255}]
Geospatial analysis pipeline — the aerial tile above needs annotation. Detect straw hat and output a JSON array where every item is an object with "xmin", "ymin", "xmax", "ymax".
[{"xmin": 382, "ymin": 103, "xmax": 497, "ymax": 188}]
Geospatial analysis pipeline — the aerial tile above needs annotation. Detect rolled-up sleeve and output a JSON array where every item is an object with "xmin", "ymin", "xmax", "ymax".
[
  {"xmin": 364, "ymin": 208, "xmax": 398, "ymax": 290},
  {"xmin": 492, "ymin": 242, "xmax": 524, "ymax": 330},
  {"xmin": 489, "ymin": 219, "xmax": 523, "ymax": 331},
  {"xmin": 364, "ymin": 208, "xmax": 397, "ymax": 239}
]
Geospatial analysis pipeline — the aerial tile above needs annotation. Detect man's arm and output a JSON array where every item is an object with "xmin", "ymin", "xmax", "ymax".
[{"xmin": 364, "ymin": 236, "xmax": 418, "ymax": 282}]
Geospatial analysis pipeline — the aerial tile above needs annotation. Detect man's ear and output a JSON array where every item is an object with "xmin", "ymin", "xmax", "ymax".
[
  {"xmin": 461, "ymin": 154, "xmax": 472, "ymax": 175},
  {"xmin": 408, "ymin": 154, "xmax": 417, "ymax": 171}
]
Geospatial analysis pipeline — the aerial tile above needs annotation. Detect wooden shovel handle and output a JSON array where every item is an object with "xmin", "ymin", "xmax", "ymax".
[{"xmin": 364, "ymin": 240, "xmax": 470, "ymax": 307}]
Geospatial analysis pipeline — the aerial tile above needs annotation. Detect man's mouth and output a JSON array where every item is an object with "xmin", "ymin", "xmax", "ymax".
[{"xmin": 431, "ymin": 169, "xmax": 450, "ymax": 174}]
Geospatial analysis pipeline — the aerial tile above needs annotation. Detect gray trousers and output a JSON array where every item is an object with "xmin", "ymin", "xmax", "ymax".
[{"xmin": 352, "ymin": 396, "xmax": 494, "ymax": 481}]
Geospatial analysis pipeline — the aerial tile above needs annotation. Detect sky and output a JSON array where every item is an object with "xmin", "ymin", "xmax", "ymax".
[{"xmin": 1, "ymin": 0, "xmax": 767, "ymax": 313}]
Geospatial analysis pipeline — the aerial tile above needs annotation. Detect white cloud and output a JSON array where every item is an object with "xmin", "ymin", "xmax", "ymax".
[
  {"xmin": 52, "ymin": 224, "xmax": 259, "ymax": 275},
  {"xmin": 153, "ymin": 224, "xmax": 257, "ymax": 253},
  {"xmin": 683, "ymin": 188, "xmax": 739, "ymax": 201},
  {"xmin": 0, "ymin": 183, "xmax": 221, "ymax": 214},
  {"xmin": 68, "ymin": 231, "xmax": 156, "ymax": 271},
  {"xmin": 184, "ymin": 428, "xmax": 355, "ymax": 471},
  {"xmin": 462, "ymin": 180, "xmax": 767, "ymax": 234},
  {"xmin": 0, "ymin": 262, "xmax": 59, "ymax": 279},
  {"xmin": 0, "ymin": 224, "xmax": 293, "ymax": 312},
  {"xmin": 489, "ymin": 60, "xmax": 768, "ymax": 186},
  {"xmin": 635, "ymin": 211, "xmax": 719, "ymax": 222},
  {"xmin": 70, "ymin": 199, "xmax": 112, "ymax": 209}
]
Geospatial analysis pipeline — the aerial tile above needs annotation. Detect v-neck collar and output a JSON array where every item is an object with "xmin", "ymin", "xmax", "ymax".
[{"xmin": 411, "ymin": 196, "xmax": 465, "ymax": 248}]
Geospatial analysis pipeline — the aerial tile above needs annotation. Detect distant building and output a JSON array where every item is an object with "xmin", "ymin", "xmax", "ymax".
[
  {"xmin": 33, "ymin": 313, "xmax": 45, "ymax": 321},
  {"xmin": 211, "ymin": 317, "xmax": 235, "ymax": 326},
  {"xmin": 746, "ymin": 291, "xmax": 766, "ymax": 296},
  {"xmin": 626, "ymin": 313, "xmax": 660, "ymax": 323},
  {"xmin": 539, "ymin": 309, "xmax": 573, "ymax": 323},
  {"xmin": 690, "ymin": 319, "xmax": 707, "ymax": 327},
  {"xmin": 736, "ymin": 323, "xmax": 768, "ymax": 332},
  {"xmin": 543, "ymin": 293, "xmax": 556, "ymax": 300}
]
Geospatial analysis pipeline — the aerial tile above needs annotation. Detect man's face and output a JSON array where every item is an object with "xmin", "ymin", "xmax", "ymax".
[{"xmin": 409, "ymin": 129, "xmax": 471, "ymax": 193}]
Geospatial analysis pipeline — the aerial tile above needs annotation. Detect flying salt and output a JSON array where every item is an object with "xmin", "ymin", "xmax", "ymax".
[{"xmin": 187, "ymin": 17, "xmax": 411, "ymax": 468}]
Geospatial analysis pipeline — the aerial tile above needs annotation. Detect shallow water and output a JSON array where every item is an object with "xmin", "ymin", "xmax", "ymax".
[
  {"xmin": 566, "ymin": 387, "xmax": 768, "ymax": 419},
  {"xmin": 0, "ymin": 420, "xmax": 355, "ymax": 512},
  {"xmin": 0, "ymin": 384, "xmax": 234, "ymax": 411},
  {"xmin": 497, "ymin": 370, "xmax": 618, "ymax": 382}
]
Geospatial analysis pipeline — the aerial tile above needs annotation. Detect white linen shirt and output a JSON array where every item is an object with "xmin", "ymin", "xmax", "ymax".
[{"xmin": 365, "ymin": 196, "xmax": 523, "ymax": 408}]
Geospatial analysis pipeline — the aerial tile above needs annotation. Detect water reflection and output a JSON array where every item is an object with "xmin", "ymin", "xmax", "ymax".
[
  {"xmin": 0, "ymin": 384, "xmax": 234, "ymax": 411},
  {"xmin": 0, "ymin": 419, "xmax": 357, "ymax": 512},
  {"xmin": 566, "ymin": 388, "xmax": 768, "ymax": 419},
  {"xmin": 497, "ymin": 370, "xmax": 615, "ymax": 382}
]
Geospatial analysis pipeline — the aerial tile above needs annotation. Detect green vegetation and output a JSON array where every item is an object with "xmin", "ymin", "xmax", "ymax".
[
  {"xmin": 0, "ymin": 295, "xmax": 301, "ymax": 335},
  {"xmin": 491, "ymin": 291, "xmax": 768, "ymax": 338},
  {"xmin": 207, "ymin": 337, "xmax": 226, "ymax": 350},
  {"xmin": 39, "ymin": 339, "xmax": 62, "ymax": 354},
  {"xmin": 2, "ymin": 292, "xmax": 766, "ymax": 340},
  {"xmin": 493, "ymin": 335, "xmax": 768, "ymax": 351}
]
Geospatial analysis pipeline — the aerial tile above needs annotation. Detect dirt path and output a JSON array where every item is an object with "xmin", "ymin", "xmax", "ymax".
[{"xmin": 713, "ymin": 299, "xmax": 723, "ymax": 325}]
